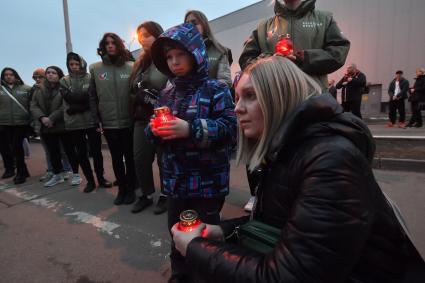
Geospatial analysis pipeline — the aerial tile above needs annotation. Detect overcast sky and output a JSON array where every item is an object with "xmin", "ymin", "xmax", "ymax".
[{"xmin": 0, "ymin": 0, "xmax": 259, "ymax": 84}]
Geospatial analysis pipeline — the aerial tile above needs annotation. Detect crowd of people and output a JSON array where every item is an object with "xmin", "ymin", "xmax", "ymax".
[{"xmin": 1, "ymin": 1, "xmax": 423, "ymax": 282}]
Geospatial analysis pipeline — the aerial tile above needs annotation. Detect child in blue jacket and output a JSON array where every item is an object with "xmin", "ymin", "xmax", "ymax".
[{"xmin": 146, "ymin": 23, "xmax": 237, "ymax": 282}]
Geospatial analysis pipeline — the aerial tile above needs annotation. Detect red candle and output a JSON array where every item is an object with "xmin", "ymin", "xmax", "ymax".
[
  {"xmin": 178, "ymin": 210, "xmax": 201, "ymax": 232},
  {"xmin": 275, "ymin": 34, "xmax": 293, "ymax": 56},
  {"xmin": 153, "ymin": 106, "xmax": 175, "ymax": 130}
]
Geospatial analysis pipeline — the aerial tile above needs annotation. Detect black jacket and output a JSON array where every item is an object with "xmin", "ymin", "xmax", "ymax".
[
  {"xmin": 388, "ymin": 78, "xmax": 409, "ymax": 100},
  {"xmin": 409, "ymin": 75, "xmax": 425, "ymax": 102},
  {"xmin": 336, "ymin": 71, "xmax": 367, "ymax": 102},
  {"xmin": 186, "ymin": 95, "xmax": 408, "ymax": 283}
]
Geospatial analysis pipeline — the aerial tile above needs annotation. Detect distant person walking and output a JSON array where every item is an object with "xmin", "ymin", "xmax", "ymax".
[{"xmin": 387, "ymin": 70, "xmax": 409, "ymax": 128}]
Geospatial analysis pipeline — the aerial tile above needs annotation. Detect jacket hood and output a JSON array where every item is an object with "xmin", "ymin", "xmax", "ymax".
[
  {"xmin": 1, "ymin": 67, "xmax": 24, "ymax": 86},
  {"xmin": 66, "ymin": 52, "xmax": 88, "ymax": 75},
  {"xmin": 267, "ymin": 94, "xmax": 375, "ymax": 163},
  {"xmin": 274, "ymin": 0, "xmax": 316, "ymax": 17},
  {"xmin": 151, "ymin": 23, "xmax": 208, "ymax": 79}
]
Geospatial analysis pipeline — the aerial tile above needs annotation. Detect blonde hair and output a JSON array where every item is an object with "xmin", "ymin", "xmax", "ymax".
[
  {"xmin": 236, "ymin": 56, "xmax": 322, "ymax": 171},
  {"xmin": 416, "ymin": 68, "xmax": 425, "ymax": 75}
]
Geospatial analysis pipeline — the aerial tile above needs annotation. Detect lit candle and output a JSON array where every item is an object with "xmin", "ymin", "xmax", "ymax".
[
  {"xmin": 178, "ymin": 210, "xmax": 201, "ymax": 232},
  {"xmin": 275, "ymin": 34, "xmax": 293, "ymax": 56},
  {"xmin": 153, "ymin": 106, "xmax": 175, "ymax": 130}
]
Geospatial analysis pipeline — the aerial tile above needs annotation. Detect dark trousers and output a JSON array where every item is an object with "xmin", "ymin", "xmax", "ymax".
[
  {"xmin": 342, "ymin": 99, "xmax": 362, "ymax": 119},
  {"xmin": 41, "ymin": 132, "xmax": 79, "ymax": 174},
  {"xmin": 168, "ymin": 196, "xmax": 225, "ymax": 279},
  {"xmin": 2, "ymin": 126, "xmax": 27, "ymax": 175},
  {"xmin": 389, "ymin": 99, "xmax": 406, "ymax": 123},
  {"xmin": 409, "ymin": 101, "xmax": 423, "ymax": 126},
  {"xmin": 67, "ymin": 127, "xmax": 105, "ymax": 184},
  {"xmin": 0, "ymin": 127, "xmax": 15, "ymax": 171},
  {"xmin": 133, "ymin": 121, "xmax": 161, "ymax": 196},
  {"xmin": 103, "ymin": 128, "xmax": 135, "ymax": 189}
]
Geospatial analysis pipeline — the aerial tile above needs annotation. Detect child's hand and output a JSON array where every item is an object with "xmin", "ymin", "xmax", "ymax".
[{"xmin": 158, "ymin": 118, "xmax": 190, "ymax": 140}]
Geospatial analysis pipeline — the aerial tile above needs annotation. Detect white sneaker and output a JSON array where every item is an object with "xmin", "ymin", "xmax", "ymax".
[
  {"xmin": 244, "ymin": 196, "xmax": 256, "ymax": 212},
  {"xmin": 70, "ymin": 174, "xmax": 82, "ymax": 186},
  {"xmin": 44, "ymin": 174, "xmax": 65, "ymax": 187},
  {"xmin": 39, "ymin": 172, "xmax": 53, "ymax": 182},
  {"xmin": 63, "ymin": 171, "xmax": 73, "ymax": 180}
]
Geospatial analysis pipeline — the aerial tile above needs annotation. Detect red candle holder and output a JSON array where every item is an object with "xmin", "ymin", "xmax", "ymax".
[
  {"xmin": 178, "ymin": 210, "xmax": 201, "ymax": 232},
  {"xmin": 275, "ymin": 34, "xmax": 293, "ymax": 56},
  {"xmin": 153, "ymin": 106, "xmax": 175, "ymax": 130}
]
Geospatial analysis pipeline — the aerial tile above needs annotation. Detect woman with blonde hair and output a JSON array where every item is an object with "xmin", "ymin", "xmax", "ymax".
[{"xmin": 171, "ymin": 56, "xmax": 411, "ymax": 283}]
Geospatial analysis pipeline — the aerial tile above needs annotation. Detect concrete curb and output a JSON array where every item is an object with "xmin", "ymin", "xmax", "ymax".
[{"xmin": 373, "ymin": 158, "xmax": 425, "ymax": 172}]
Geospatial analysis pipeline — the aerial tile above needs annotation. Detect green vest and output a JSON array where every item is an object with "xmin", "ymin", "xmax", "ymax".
[
  {"xmin": 0, "ymin": 84, "xmax": 31, "ymax": 126},
  {"xmin": 207, "ymin": 44, "xmax": 225, "ymax": 81},
  {"xmin": 60, "ymin": 74, "xmax": 94, "ymax": 130},
  {"xmin": 90, "ymin": 60, "xmax": 133, "ymax": 129}
]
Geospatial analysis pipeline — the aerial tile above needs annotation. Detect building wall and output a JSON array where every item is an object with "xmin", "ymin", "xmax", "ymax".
[{"xmin": 210, "ymin": 0, "xmax": 425, "ymax": 101}]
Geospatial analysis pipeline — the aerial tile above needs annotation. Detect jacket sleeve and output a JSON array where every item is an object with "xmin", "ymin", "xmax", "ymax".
[
  {"xmin": 186, "ymin": 145, "xmax": 374, "ymax": 283},
  {"xmin": 189, "ymin": 85, "xmax": 237, "ymax": 149},
  {"xmin": 301, "ymin": 16, "xmax": 350, "ymax": 75},
  {"xmin": 239, "ymin": 28, "xmax": 262, "ymax": 71},
  {"xmin": 348, "ymin": 72, "xmax": 366, "ymax": 88},
  {"xmin": 401, "ymin": 80, "xmax": 410, "ymax": 98},
  {"xmin": 388, "ymin": 81, "xmax": 395, "ymax": 96},
  {"xmin": 30, "ymin": 90, "xmax": 46, "ymax": 121},
  {"xmin": 335, "ymin": 76, "xmax": 346, "ymax": 89},
  {"xmin": 88, "ymin": 68, "xmax": 101, "ymax": 126}
]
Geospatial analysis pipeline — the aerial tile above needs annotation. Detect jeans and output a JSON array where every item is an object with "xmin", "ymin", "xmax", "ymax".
[
  {"xmin": 41, "ymin": 132, "xmax": 79, "ymax": 175},
  {"xmin": 40, "ymin": 136, "xmax": 72, "ymax": 172}
]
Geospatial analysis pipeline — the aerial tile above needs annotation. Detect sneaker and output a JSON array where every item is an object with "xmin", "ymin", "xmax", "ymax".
[
  {"xmin": 63, "ymin": 171, "xmax": 73, "ymax": 180},
  {"xmin": 244, "ymin": 196, "xmax": 256, "ymax": 212},
  {"xmin": 39, "ymin": 172, "xmax": 53, "ymax": 182},
  {"xmin": 386, "ymin": 122, "xmax": 394, "ymax": 128},
  {"xmin": 398, "ymin": 122, "xmax": 405, "ymax": 128},
  {"xmin": 131, "ymin": 195, "xmax": 153, "ymax": 213},
  {"xmin": 123, "ymin": 190, "xmax": 136, "ymax": 205},
  {"xmin": 44, "ymin": 174, "xmax": 65, "ymax": 187},
  {"xmin": 70, "ymin": 174, "xmax": 82, "ymax": 186},
  {"xmin": 153, "ymin": 195, "xmax": 168, "ymax": 215}
]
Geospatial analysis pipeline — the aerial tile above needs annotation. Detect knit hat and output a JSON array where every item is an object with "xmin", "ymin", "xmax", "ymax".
[
  {"xmin": 32, "ymin": 68, "xmax": 45, "ymax": 78},
  {"xmin": 45, "ymin": 66, "xmax": 65, "ymax": 79}
]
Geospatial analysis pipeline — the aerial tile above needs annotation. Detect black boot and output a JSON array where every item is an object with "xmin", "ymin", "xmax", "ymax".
[
  {"xmin": 114, "ymin": 186, "xmax": 126, "ymax": 205},
  {"xmin": 13, "ymin": 175, "xmax": 26, "ymax": 185},
  {"xmin": 83, "ymin": 182, "xmax": 96, "ymax": 193},
  {"xmin": 131, "ymin": 195, "xmax": 153, "ymax": 213},
  {"xmin": 153, "ymin": 195, "xmax": 168, "ymax": 215},
  {"xmin": 123, "ymin": 187, "xmax": 136, "ymax": 205},
  {"xmin": 98, "ymin": 176, "xmax": 112, "ymax": 188},
  {"xmin": 23, "ymin": 165, "xmax": 30, "ymax": 178},
  {"xmin": 2, "ymin": 169, "xmax": 15, "ymax": 179}
]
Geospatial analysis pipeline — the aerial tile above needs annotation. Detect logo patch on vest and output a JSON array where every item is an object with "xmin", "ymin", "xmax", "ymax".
[
  {"xmin": 302, "ymin": 21, "xmax": 323, "ymax": 28},
  {"xmin": 98, "ymin": 72, "xmax": 108, "ymax": 81},
  {"xmin": 120, "ymin": 74, "xmax": 130, "ymax": 79}
]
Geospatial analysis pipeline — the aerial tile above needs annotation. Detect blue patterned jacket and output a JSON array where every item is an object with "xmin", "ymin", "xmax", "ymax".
[{"xmin": 147, "ymin": 23, "xmax": 237, "ymax": 199}]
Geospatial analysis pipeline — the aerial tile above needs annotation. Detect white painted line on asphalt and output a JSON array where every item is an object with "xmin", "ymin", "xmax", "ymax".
[{"xmin": 65, "ymin": 211, "xmax": 120, "ymax": 235}]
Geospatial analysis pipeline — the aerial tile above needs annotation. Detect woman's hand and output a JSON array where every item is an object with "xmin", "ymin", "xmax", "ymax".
[
  {"xmin": 201, "ymin": 224, "xmax": 225, "ymax": 241},
  {"xmin": 157, "ymin": 117, "xmax": 190, "ymax": 140},
  {"xmin": 171, "ymin": 222, "xmax": 206, "ymax": 257}
]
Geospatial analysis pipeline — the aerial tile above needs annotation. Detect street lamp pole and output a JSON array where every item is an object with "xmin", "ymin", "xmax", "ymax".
[{"xmin": 62, "ymin": 0, "xmax": 73, "ymax": 54}]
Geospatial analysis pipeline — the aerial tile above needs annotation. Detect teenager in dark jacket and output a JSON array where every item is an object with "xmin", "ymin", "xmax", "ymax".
[
  {"xmin": 171, "ymin": 56, "xmax": 411, "ymax": 283},
  {"xmin": 336, "ymin": 63, "xmax": 367, "ymax": 119},
  {"xmin": 0, "ymin": 68, "xmax": 32, "ymax": 184},
  {"xmin": 387, "ymin": 70, "xmax": 409, "ymax": 128},
  {"xmin": 406, "ymin": 68, "xmax": 425, "ymax": 128},
  {"xmin": 239, "ymin": 0, "xmax": 350, "ymax": 91},
  {"xmin": 60, "ymin": 52, "xmax": 112, "ymax": 193},
  {"xmin": 89, "ymin": 33, "xmax": 136, "ymax": 205},
  {"xmin": 184, "ymin": 10, "xmax": 232, "ymax": 86},
  {"xmin": 147, "ymin": 23, "xmax": 237, "ymax": 282},
  {"xmin": 30, "ymin": 66, "xmax": 81, "ymax": 188}
]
